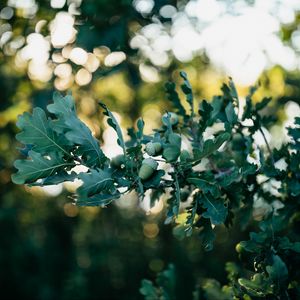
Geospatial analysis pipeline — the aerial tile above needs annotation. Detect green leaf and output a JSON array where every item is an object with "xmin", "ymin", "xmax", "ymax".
[
  {"xmin": 140, "ymin": 265, "xmax": 176, "ymax": 300},
  {"xmin": 228, "ymin": 78, "xmax": 238, "ymax": 101},
  {"xmin": 65, "ymin": 115, "xmax": 108, "ymax": 167},
  {"xmin": 16, "ymin": 107, "xmax": 70, "ymax": 156},
  {"xmin": 136, "ymin": 118, "xmax": 144, "ymax": 140},
  {"xmin": 163, "ymin": 145, "xmax": 181, "ymax": 162},
  {"xmin": 12, "ymin": 151, "xmax": 74, "ymax": 185},
  {"xmin": 255, "ymin": 97, "xmax": 272, "ymax": 111},
  {"xmin": 143, "ymin": 170, "xmax": 165, "ymax": 189},
  {"xmin": 140, "ymin": 280, "xmax": 158, "ymax": 300},
  {"xmin": 187, "ymin": 177, "xmax": 220, "ymax": 197},
  {"xmin": 77, "ymin": 169, "xmax": 117, "ymax": 206},
  {"xmin": 30, "ymin": 171, "xmax": 77, "ymax": 186},
  {"xmin": 198, "ymin": 218, "xmax": 216, "ymax": 251},
  {"xmin": 157, "ymin": 264, "xmax": 176, "ymax": 300},
  {"xmin": 168, "ymin": 133, "xmax": 181, "ymax": 147},
  {"xmin": 225, "ymin": 102, "xmax": 238, "ymax": 125},
  {"xmin": 277, "ymin": 237, "xmax": 300, "ymax": 253},
  {"xmin": 288, "ymin": 117, "xmax": 300, "ymax": 150},
  {"xmin": 165, "ymin": 81, "xmax": 186, "ymax": 117},
  {"xmin": 238, "ymin": 273, "xmax": 272, "ymax": 297},
  {"xmin": 242, "ymin": 85, "xmax": 257, "ymax": 120},
  {"xmin": 238, "ymin": 231, "xmax": 269, "ymax": 253},
  {"xmin": 76, "ymin": 192, "xmax": 121, "ymax": 207},
  {"xmin": 199, "ymin": 100, "xmax": 213, "ymax": 132},
  {"xmin": 217, "ymin": 168, "xmax": 241, "ymax": 187},
  {"xmin": 193, "ymin": 132, "xmax": 231, "ymax": 160},
  {"xmin": 266, "ymin": 255, "xmax": 288, "ymax": 286},
  {"xmin": 202, "ymin": 279, "xmax": 234, "ymax": 300},
  {"xmin": 165, "ymin": 173, "xmax": 181, "ymax": 223},
  {"xmin": 47, "ymin": 92, "xmax": 75, "ymax": 117},
  {"xmin": 47, "ymin": 92, "xmax": 76, "ymax": 134},
  {"xmin": 100, "ymin": 102, "xmax": 126, "ymax": 154},
  {"xmin": 48, "ymin": 93, "xmax": 107, "ymax": 168},
  {"xmin": 185, "ymin": 198, "xmax": 198, "ymax": 237},
  {"xmin": 180, "ymin": 71, "xmax": 193, "ymax": 115},
  {"xmin": 198, "ymin": 193, "xmax": 227, "ymax": 225}
]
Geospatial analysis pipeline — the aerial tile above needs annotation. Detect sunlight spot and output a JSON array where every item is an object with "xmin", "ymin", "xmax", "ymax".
[
  {"xmin": 70, "ymin": 47, "xmax": 88, "ymax": 65},
  {"xmin": 54, "ymin": 75, "xmax": 74, "ymax": 90},
  {"xmin": 62, "ymin": 45, "xmax": 73, "ymax": 58},
  {"xmin": 84, "ymin": 53, "xmax": 100, "ymax": 72},
  {"xmin": 134, "ymin": 0, "xmax": 154, "ymax": 14},
  {"xmin": 54, "ymin": 63, "xmax": 72, "ymax": 78},
  {"xmin": 143, "ymin": 223, "xmax": 159, "ymax": 239},
  {"xmin": 104, "ymin": 51, "xmax": 126, "ymax": 67},
  {"xmin": 42, "ymin": 184, "xmax": 63, "ymax": 197},
  {"xmin": 64, "ymin": 203, "xmax": 78, "ymax": 217},
  {"xmin": 50, "ymin": 12, "xmax": 76, "ymax": 48},
  {"xmin": 0, "ymin": 7, "xmax": 14, "ymax": 20},
  {"xmin": 75, "ymin": 68, "xmax": 92, "ymax": 86},
  {"xmin": 52, "ymin": 52, "xmax": 67, "ymax": 63},
  {"xmin": 139, "ymin": 63, "xmax": 160, "ymax": 83},
  {"xmin": 51, "ymin": 0, "xmax": 66, "ymax": 9},
  {"xmin": 160, "ymin": 5, "xmax": 177, "ymax": 18},
  {"xmin": 35, "ymin": 20, "xmax": 47, "ymax": 33},
  {"xmin": 28, "ymin": 61, "xmax": 52, "ymax": 82}
]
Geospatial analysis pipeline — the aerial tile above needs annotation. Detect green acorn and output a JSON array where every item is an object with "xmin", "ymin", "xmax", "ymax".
[
  {"xmin": 145, "ymin": 142, "xmax": 162, "ymax": 156},
  {"xmin": 110, "ymin": 154, "xmax": 125, "ymax": 169},
  {"xmin": 162, "ymin": 112, "xmax": 179, "ymax": 126},
  {"xmin": 138, "ymin": 158, "xmax": 158, "ymax": 181}
]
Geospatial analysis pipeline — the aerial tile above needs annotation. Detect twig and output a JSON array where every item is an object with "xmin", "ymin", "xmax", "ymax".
[{"xmin": 258, "ymin": 127, "xmax": 275, "ymax": 164}]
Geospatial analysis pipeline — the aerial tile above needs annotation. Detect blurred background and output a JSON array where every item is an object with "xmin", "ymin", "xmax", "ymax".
[{"xmin": 1, "ymin": 0, "xmax": 300, "ymax": 299}]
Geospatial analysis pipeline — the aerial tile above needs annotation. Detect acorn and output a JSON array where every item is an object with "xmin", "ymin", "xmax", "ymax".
[
  {"xmin": 162, "ymin": 112, "xmax": 179, "ymax": 126},
  {"xmin": 145, "ymin": 142, "xmax": 162, "ymax": 156},
  {"xmin": 110, "ymin": 154, "xmax": 125, "ymax": 169},
  {"xmin": 138, "ymin": 158, "xmax": 158, "ymax": 181}
]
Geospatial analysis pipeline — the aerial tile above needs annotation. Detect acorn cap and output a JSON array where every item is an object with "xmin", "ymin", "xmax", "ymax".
[
  {"xmin": 145, "ymin": 142, "xmax": 162, "ymax": 156},
  {"xmin": 145, "ymin": 142, "xmax": 156, "ymax": 156}
]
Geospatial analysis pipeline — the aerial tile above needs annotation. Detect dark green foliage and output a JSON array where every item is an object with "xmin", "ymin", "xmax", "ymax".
[
  {"xmin": 12, "ymin": 73, "xmax": 300, "ymax": 299},
  {"xmin": 140, "ymin": 264, "xmax": 176, "ymax": 300}
]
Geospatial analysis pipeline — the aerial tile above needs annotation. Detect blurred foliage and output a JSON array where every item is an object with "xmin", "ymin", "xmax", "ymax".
[{"xmin": 1, "ymin": 0, "xmax": 300, "ymax": 299}]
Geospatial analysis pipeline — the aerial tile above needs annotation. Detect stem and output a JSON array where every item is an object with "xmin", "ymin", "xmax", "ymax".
[{"xmin": 258, "ymin": 127, "xmax": 274, "ymax": 164}]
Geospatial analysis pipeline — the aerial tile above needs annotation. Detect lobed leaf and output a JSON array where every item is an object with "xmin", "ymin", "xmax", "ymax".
[{"xmin": 12, "ymin": 151, "xmax": 75, "ymax": 185}]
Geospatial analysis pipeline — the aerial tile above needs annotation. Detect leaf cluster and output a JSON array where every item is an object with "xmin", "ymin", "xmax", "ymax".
[{"xmin": 12, "ymin": 73, "xmax": 300, "ymax": 299}]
